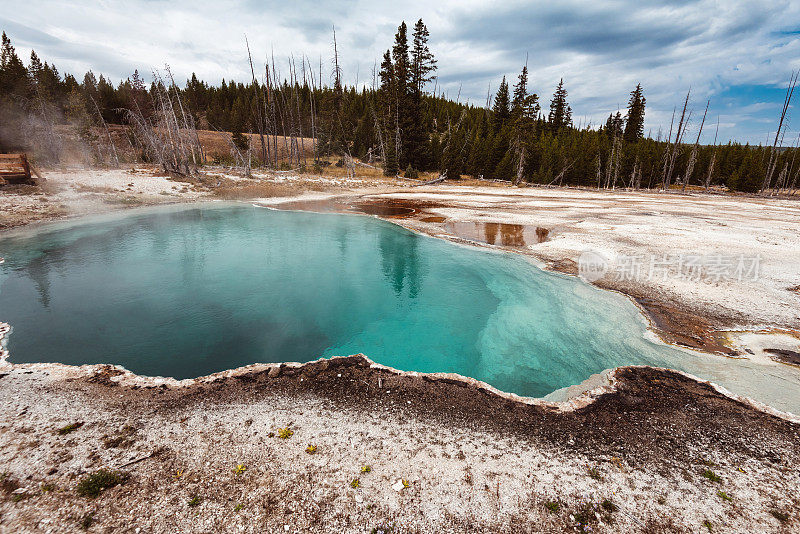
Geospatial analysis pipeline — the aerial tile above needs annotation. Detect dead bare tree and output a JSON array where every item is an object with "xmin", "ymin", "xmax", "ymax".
[
  {"xmin": 659, "ymin": 110, "xmax": 675, "ymax": 189},
  {"xmin": 126, "ymin": 70, "xmax": 201, "ymax": 176},
  {"xmin": 165, "ymin": 66, "xmax": 204, "ymax": 166},
  {"xmin": 683, "ymin": 99, "xmax": 709, "ymax": 191},
  {"xmin": 705, "ymin": 117, "xmax": 720, "ymax": 190},
  {"xmin": 548, "ymin": 158, "xmax": 576, "ymax": 187},
  {"xmin": 245, "ymin": 36, "xmax": 269, "ymax": 166},
  {"xmin": 88, "ymin": 95, "xmax": 120, "ymax": 166},
  {"xmin": 605, "ymin": 131, "xmax": 621, "ymax": 189},
  {"xmin": 305, "ymin": 55, "xmax": 320, "ymax": 165},
  {"xmin": 628, "ymin": 156, "xmax": 641, "ymax": 189},
  {"xmin": 664, "ymin": 90, "xmax": 691, "ymax": 190},
  {"xmin": 762, "ymin": 71, "xmax": 798, "ymax": 194},
  {"xmin": 595, "ymin": 154, "xmax": 602, "ymax": 189},
  {"xmin": 782, "ymin": 134, "xmax": 800, "ymax": 195}
]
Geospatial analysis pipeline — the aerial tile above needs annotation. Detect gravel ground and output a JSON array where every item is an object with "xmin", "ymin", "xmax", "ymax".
[{"xmin": 0, "ymin": 356, "xmax": 798, "ymax": 533}]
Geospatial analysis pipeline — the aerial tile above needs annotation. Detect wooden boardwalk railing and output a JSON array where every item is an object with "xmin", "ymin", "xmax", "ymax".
[{"xmin": 0, "ymin": 153, "xmax": 33, "ymax": 185}]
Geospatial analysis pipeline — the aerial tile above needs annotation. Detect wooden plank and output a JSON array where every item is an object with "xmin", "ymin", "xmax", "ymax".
[{"xmin": 0, "ymin": 153, "xmax": 32, "ymax": 183}]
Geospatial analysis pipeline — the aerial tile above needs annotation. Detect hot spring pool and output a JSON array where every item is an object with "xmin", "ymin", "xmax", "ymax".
[{"xmin": 1, "ymin": 203, "xmax": 798, "ymax": 411}]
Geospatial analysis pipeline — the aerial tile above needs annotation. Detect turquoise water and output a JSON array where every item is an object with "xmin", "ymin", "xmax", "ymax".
[{"xmin": 0, "ymin": 203, "xmax": 798, "ymax": 407}]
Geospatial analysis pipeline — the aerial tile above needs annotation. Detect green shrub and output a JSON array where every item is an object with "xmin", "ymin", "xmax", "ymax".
[
  {"xmin": 587, "ymin": 467, "xmax": 603, "ymax": 480},
  {"xmin": 57, "ymin": 422, "xmax": 84, "ymax": 435},
  {"xmin": 76, "ymin": 469, "xmax": 129, "ymax": 497},
  {"xmin": 544, "ymin": 500, "xmax": 560, "ymax": 513}
]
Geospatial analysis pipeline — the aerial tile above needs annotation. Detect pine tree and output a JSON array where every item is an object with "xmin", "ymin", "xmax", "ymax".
[
  {"xmin": 406, "ymin": 18, "xmax": 437, "ymax": 170},
  {"xmin": 378, "ymin": 49, "xmax": 395, "ymax": 171},
  {"xmin": 441, "ymin": 117, "xmax": 467, "ymax": 178},
  {"xmin": 492, "ymin": 77, "xmax": 510, "ymax": 131},
  {"xmin": 511, "ymin": 65, "xmax": 528, "ymax": 114},
  {"xmin": 623, "ymin": 83, "xmax": 646, "ymax": 142},
  {"xmin": 391, "ymin": 22, "xmax": 412, "ymax": 167},
  {"xmin": 466, "ymin": 112, "xmax": 488, "ymax": 177},
  {"xmin": 512, "ymin": 94, "xmax": 539, "ymax": 184},
  {"xmin": 0, "ymin": 32, "xmax": 29, "ymax": 96},
  {"xmin": 411, "ymin": 19, "xmax": 436, "ymax": 94},
  {"xmin": 232, "ymin": 130, "xmax": 250, "ymax": 152},
  {"xmin": 383, "ymin": 130, "xmax": 399, "ymax": 176},
  {"xmin": 605, "ymin": 112, "xmax": 623, "ymax": 139},
  {"xmin": 548, "ymin": 79, "xmax": 571, "ymax": 129},
  {"xmin": 28, "ymin": 50, "xmax": 43, "ymax": 85}
]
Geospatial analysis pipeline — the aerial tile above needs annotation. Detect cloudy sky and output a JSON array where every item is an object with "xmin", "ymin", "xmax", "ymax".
[{"xmin": 2, "ymin": 0, "xmax": 799, "ymax": 144}]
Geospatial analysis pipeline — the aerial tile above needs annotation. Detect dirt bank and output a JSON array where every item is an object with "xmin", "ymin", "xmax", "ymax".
[{"xmin": 0, "ymin": 356, "xmax": 797, "ymax": 533}]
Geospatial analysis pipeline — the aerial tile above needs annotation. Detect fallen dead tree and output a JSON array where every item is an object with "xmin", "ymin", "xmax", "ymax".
[{"xmin": 412, "ymin": 174, "xmax": 446, "ymax": 186}]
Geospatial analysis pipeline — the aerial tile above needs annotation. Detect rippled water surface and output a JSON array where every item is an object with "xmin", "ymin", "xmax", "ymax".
[{"xmin": 1, "ymin": 204, "xmax": 798, "ymax": 410}]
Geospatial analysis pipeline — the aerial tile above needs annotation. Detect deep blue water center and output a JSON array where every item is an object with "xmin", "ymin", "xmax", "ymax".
[{"xmin": 0, "ymin": 204, "xmax": 706, "ymax": 397}]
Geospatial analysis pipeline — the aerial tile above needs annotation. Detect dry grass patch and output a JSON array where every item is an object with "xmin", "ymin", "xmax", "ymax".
[
  {"xmin": 74, "ymin": 184, "xmax": 117, "ymax": 194},
  {"xmin": 212, "ymin": 182, "xmax": 302, "ymax": 199}
]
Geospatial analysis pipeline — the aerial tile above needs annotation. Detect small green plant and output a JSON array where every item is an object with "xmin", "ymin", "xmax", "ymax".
[
  {"xmin": 277, "ymin": 427, "xmax": 294, "ymax": 439},
  {"xmin": 188, "ymin": 494, "xmax": 201, "ymax": 507},
  {"xmin": 371, "ymin": 522, "xmax": 395, "ymax": 534},
  {"xmin": 702, "ymin": 470, "xmax": 721, "ymax": 483},
  {"xmin": 350, "ymin": 478, "xmax": 361, "ymax": 489},
  {"xmin": 80, "ymin": 512, "xmax": 94, "ymax": 530},
  {"xmin": 103, "ymin": 425, "xmax": 137, "ymax": 448},
  {"xmin": 40, "ymin": 482, "xmax": 56, "ymax": 493},
  {"xmin": 601, "ymin": 498, "xmax": 618, "ymax": 512},
  {"xmin": 717, "ymin": 490, "xmax": 732, "ymax": 502},
  {"xmin": 587, "ymin": 467, "xmax": 603, "ymax": 480},
  {"xmin": 233, "ymin": 464, "xmax": 246, "ymax": 475},
  {"xmin": 544, "ymin": 500, "xmax": 560, "ymax": 513},
  {"xmin": 402, "ymin": 479, "xmax": 410, "ymax": 488},
  {"xmin": 76, "ymin": 469, "xmax": 129, "ymax": 497},
  {"xmin": 231, "ymin": 131, "xmax": 249, "ymax": 152},
  {"xmin": 361, "ymin": 465, "xmax": 372, "ymax": 474},
  {"xmin": 57, "ymin": 422, "xmax": 84, "ymax": 435},
  {"xmin": 769, "ymin": 509, "xmax": 789, "ymax": 523},
  {"xmin": 306, "ymin": 444, "xmax": 317, "ymax": 455},
  {"xmin": 702, "ymin": 519, "xmax": 713, "ymax": 532},
  {"xmin": 234, "ymin": 503, "xmax": 244, "ymax": 512},
  {"xmin": 404, "ymin": 165, "xmax": 419, "ymax": 179},
  {"xmin": 573, "ymin": 501, "xmax": 595, "ymax": 528}
]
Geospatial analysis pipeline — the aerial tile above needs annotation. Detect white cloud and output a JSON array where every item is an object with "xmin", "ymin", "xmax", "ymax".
[{"xmin": 2, "ymin": 0, "xmax": 799, "ymax": 143}]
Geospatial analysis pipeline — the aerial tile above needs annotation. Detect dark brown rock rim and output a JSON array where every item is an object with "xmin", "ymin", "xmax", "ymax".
[
  {"xmin": 83, "ymin": 355, "xmax": 799, "ymax": 469},
  {"xmin": 764, "ymin": 348, "xmax": 800, "ymax": 366}
]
